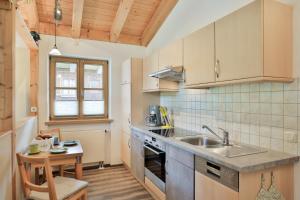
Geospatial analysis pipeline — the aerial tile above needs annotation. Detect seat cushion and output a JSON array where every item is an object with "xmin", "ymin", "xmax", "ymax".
[{"xmin": 29, "ymin": 176, "xmax": 88, "ymax": 200}]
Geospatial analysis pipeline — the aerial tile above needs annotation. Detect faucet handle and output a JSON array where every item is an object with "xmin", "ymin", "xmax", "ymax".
[{"xmin": 218, "ymin": 127, "xmax": 228, "ymax": 134}]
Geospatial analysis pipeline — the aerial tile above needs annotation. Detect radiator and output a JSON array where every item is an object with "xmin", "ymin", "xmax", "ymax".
[{"xmin": 61, "ymin": 129, "xmax": 106, "ymax": 164}]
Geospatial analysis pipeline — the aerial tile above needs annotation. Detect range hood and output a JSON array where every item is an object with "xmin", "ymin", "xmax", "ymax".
[{"xmin": 148, "ymin": 66, "xmax": 184, "ymax": 82}]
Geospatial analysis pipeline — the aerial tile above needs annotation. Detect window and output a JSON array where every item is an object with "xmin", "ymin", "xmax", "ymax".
[{"xmin": 50, "ymin": 56, "xmax": 108, "ymax": 120}]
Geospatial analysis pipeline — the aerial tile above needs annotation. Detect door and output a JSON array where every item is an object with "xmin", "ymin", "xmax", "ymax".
[
  {"xmin": 215, "ymin": 0, "xmax": 262, "ymax": 81},
  {"xmin": 131, "ymin": 131, "xmax": 144, "ymax": 182},
  {"xmin": 143, "ymin": 53, "xmax": 159, "ymax": 91},
  {"xmin": 184, "ymin": 23, "xmax": 215, "ymax": 85},
  {"xmin": 195, "ymin": 171, "xmax": 238, "ymax": 200},
  {"xmin": 159, "ymin": 39, "xmax": 183, "ymax": 70},
  {"xmin": 166, "ymin": 156, "xmax": 194, "ymax": 200},
  {"xmin": 121, "ymin": 131, "xmax": 131, "ymax": 168},
  {"xmin": 121, "ymin": 83, "xmax": 131, "ymax": 134}
]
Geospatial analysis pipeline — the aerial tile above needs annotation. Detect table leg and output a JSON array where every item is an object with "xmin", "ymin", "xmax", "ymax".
[
  {"xmin": 35, "ymin": 168, "xmax": 39, "ymax": 184},
  {"xmin": 75, "ymin": 156, "xmax": 83, "ymax": 179}
]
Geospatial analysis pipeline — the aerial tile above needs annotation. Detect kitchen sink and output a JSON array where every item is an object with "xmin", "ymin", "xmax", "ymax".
[
  {"xmin": 179, "ymin": 136, "xmax": 267, "ymax": 157},
  {"xmin": 179, "ymin": 136, "xmax": 224, "ymax": 148}
]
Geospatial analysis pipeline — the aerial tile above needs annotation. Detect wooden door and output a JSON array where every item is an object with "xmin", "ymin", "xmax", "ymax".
[
  {"xmin": 121, "ymin": 58, "xmax": 131, "ymax": 84},
  {"xmin": 121, "ymin": 131, "xmax": 131, "ymax": 168},
  {"xmin": 184, "ymin": 23, "xmax": 215, "ymax": 86},
  {"xmin": 130, "ymin": 131, "xmax": 144, "ymax": 183},
  {"xmin": 159, "ymin": 39, "xmax": 183, "ymax": 70},
  {"xmin": 215, "ymin": 0, "xmax": 263, "ymax": 81},
  {"xmin": 121, "ymin": 83, "xmax": 131, "ymax": 134},
  {"xmin": 143, "ymin": 53, "xmax": 159, "ymax": 91},
  {"xmin": 166, "ymin": 157, "xmax": 194, "ymax": 200},
  {"xmin": 195, "ymin": 171, "xmax": 238, "ymax": 200}
]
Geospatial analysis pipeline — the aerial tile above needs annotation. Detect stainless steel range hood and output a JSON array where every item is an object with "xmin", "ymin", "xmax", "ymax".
[{"xmin": 148, "ymin": 66, "xmax": 184, "ymax": 82}]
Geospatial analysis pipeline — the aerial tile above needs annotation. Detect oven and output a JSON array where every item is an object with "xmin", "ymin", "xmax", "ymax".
[{"xmin": 144, "ymin": 135, "xmax": 166, "ymax": 192}]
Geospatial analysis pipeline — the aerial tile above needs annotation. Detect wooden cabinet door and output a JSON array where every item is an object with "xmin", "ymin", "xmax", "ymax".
[
  {"xmin": 215, "ymin": 0, "xmax": 263, "ymax": 81},
  {"xmin": 121, "ymin": 58, "xmax": 131, "ymax": 84},
  {"xmin": 121, "ymin": 131, "xmax": 131, "ymax": 168},
  {"xmin": 166, "ymin": 157, "xmax": 194, "ymax": 200},
  {"xmin": 130, "ymin": 131, "xmax": 144, "ymax": 183},
  {"xmin": 159, "ymin": 39, "xmax": 183, "ymax": 69},
  {"xmin": 143, "ymin": 53, "xmax": 159, "ymax": 91},
  {"xmin": 184, "ymin": 23, "xmax": 215, "ymax": 86},
  {"xmin": 195, "ymin": 171, "xmax": 238, "ymax": 200},
  {"xmin": 121, "ymin": 83, "xmax": 131, "ymax": 134}
]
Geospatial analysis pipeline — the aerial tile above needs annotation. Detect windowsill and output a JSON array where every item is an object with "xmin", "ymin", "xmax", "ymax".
[{"xmin": 45, "ymin": 118, "xmax": 113, "ymax": 126}]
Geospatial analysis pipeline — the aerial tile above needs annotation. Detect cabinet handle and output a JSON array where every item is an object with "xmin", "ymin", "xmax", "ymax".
[
  {"xmin": 215, "ymin": 59, "xmax": 220, "ymax": 79},
  {"xmin": 165, "ymin": 160, "xmax": 168, "ymax": 175},
  {"xmin": 128, "ymin": 138, "xmax": 131, "ymax": 148}
]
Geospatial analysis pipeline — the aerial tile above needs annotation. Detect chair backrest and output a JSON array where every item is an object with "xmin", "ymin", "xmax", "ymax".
[
  {"xmin": 16, "ymin": 153, "xmax": 58, "ymax": 200},
  {"xmin": 40, "ymin": 128, "xmax": 61, "ymax": 140}
]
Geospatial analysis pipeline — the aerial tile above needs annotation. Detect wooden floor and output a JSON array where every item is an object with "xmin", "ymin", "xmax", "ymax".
[{"xmin": 82, "ymin": 165, "xmax": 154, "ymax": 200}]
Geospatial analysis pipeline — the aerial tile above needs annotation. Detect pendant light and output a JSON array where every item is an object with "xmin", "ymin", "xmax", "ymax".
[{"xmin": 49, "ymin": 0, "xmax": 62, "ymax": 55}]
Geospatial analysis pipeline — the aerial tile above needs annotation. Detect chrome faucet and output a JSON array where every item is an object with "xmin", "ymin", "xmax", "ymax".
[{"xmin": 202, "ymin": 125, "xmax": 230, "ymax": 146}]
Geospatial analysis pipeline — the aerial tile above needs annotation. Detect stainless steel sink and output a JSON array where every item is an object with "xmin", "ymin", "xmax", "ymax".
[
  {"xmin": 180, "ymin": 136, "xmax": 224, "ymax": 148},
  {"xmin": 178, "ymin": 135, "xmax": 267, "ymax": 157}
]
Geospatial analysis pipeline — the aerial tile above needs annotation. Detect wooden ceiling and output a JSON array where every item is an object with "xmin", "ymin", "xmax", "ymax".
[{"xmin": 17, "ymin": 0, "xmax": 178, "ymax": 46}]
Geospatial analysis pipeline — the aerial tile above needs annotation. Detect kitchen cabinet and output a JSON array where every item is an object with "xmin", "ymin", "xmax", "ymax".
[
  {"xmin": 131, "ymin": 130, "xmax": 144, "ymax": 183},
  {"xmin": 195, "ymin": 156, "xmax": 294, "ymax": 200},
  {"xmin": 143, "ymin": 52, "xmax": 178, "ymax": 92},
  {"xmin": 184, "ymin": 0, "xmax": 293, "ymax": 88},
  {"xmin": 121, "ymin": 131, "xmax": 131, "ymax": 168},
  {"xmin": 183, "ymin": 23, "xmax": 215, "ymax": 86},
  {"xmin": 166, "ymin": 145, "xmax": 194, "ymax": 200},
  {"xmin": 158, "ymin": 39, "xmax": 183, "ymax": 70}
]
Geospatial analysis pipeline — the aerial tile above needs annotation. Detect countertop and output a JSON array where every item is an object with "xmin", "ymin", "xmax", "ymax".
[{"xmin": 131, "ymin": 124, "xmax": 299, "ymax": 173}]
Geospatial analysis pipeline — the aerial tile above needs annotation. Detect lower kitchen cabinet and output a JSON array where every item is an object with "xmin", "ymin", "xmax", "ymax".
[
  {"xmin": 131, "ymin": 130, "xmax": 144, "ymax": 183},
  {"xmin": 195, "ymin": 171, "xmax": 238, "ymax": 200},
  {"xmin": 166, "ymin": 145, "xmax": 194, "ymax": 200},
  {"xmin": 121, "ymin": 131, "xmax": 131, "ymax": 168}
]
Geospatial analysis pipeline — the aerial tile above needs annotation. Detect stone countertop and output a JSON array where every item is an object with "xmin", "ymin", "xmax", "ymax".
[{"xmin": 131, "ymin": 124, "xmax": 299, "ymax": 173}]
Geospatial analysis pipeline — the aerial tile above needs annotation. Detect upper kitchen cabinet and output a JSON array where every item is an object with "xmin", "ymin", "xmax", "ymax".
[
  {"xmin": 158, "ymin": 39, "xmax": 183, "ymax": 70},
  {"xmin": 185, "ymin": 0, "xmax": 293, "ymax": 88},
  {"xmin": 143, "ymin": 52, "xmax": 178, "ymax": 92},
  {"xmin": 184, "ymin": 23, "xmax": 215, "ymax": 86},
  {"xmin": 215, "ymin": 0, "xmax": 293, "ymax": 83}
]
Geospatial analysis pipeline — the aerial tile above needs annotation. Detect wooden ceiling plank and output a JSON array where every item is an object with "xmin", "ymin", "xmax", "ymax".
[
  {"xmin": 72, "ymin": 0, "xmax": 85, "ymax": 38},
  {"xmin": 17, "ymin": 0, "xmax": 39, "ymax": 31},
  {"xmin": 38, "ymin": 22, "xmax": 141, "ymax": 46},
  {"xmin": 110, "ymin": 0, "xmax": 134, "ymax": 42},
  {"xmin": 141, "ymin": 0, "xmax": 178, "ymax": 46}
]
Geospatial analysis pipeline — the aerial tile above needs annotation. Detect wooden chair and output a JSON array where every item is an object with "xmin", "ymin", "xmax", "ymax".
[{"xmin": 16, "ymin": 153, "xmax": 88, "ymax": 200}]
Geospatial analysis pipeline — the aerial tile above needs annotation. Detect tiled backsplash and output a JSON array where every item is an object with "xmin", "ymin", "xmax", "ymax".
[{"xmin": 160, "ymin": 79, "xmax": 300, "ymax": 155}]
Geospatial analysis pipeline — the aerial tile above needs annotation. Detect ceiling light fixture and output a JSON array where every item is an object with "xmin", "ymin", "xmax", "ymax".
[{"xmin": 49, "ymin": 0, "xmax": 62, "ymax": 56}]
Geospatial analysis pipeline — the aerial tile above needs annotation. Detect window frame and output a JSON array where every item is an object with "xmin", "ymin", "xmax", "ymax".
[{"xmin": 49, "ymin": 56, "xmax": 109, "ymax": 120}]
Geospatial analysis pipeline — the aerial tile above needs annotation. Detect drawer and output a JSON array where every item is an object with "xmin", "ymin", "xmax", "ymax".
[{"xmin": 167, "ymin": 145, "xmax": 194, "ymax": 169}]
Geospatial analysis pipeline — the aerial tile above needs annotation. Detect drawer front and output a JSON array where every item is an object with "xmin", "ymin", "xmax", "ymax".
[
  {"xmin": 195, "ymin": 156, "xmax": 239, "ymax": 192},
  {"xmin": 167, "ymin": 145, "xmax": 194, "ymax": 169}
]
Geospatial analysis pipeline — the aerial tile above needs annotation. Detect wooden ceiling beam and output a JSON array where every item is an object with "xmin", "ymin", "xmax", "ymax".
[
  {"xmin": 17, "ymin": 0, "xmax": 39, "ymax": 31},
  {"xmin": 141, "ymin": 0, "xmax": 178, "ymax": 46},
  {"xmin": 110, "ymin": 0, "xmax": 135, "ymax": 42},
  {"xmin": 39, "ymin": 22, "xmax": 141, "ymax": 46},
  {"xmin": 72, "ymin": 0, "xmax": 85, "ymax": 38}
]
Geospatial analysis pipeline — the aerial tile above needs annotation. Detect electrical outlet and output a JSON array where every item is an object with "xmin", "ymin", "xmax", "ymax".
[
  {"xmin": 31, "ymin": 106, "xmax": 37, "ymax": 113},
  {"xmin": 284, "ymin": 130, "xmax": 298, "ymax": 143}
]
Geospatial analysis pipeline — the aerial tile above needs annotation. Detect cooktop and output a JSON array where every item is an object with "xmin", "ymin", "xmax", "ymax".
[{"xmin": 148, "ymin": 128, "xmax": 199, "ymax": 138}]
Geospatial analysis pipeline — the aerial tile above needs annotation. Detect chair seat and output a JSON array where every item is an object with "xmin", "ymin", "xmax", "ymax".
[{"xmin": 29, "ymin": 176, "xmax": 88, "ymax": 200}]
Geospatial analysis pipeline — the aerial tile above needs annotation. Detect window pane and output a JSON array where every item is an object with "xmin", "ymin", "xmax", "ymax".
[
  {"xmin": 56, "ymin": 89, "xmax": 77, "ymax": 101},
  {"xmin": 54, "ymin": 101, "xmax": 78, "ymax": 116},
  {"xmin": 84, "ymin": 90, "xmax": 103, "ymax": 101},
  {"xmin": 84, "ymin": 64, "xmax": 103, "ymax": 88},
  {"xmin": 56, "ymin": 62, "xmax": 77, "ymax": 88},
  {"xmin": 83, "ymin": 101, "xmax": 104, "ymax": 115}
]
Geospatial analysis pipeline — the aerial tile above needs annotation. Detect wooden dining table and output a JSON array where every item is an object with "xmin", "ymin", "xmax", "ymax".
[{"xmin": 26, "ymin": 142, "xmax": 83, "ymax": 183}]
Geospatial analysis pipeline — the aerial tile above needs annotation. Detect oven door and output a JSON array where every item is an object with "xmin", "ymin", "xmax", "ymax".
[{"xmin": 144, "ymin": 143, "xmax": 166, "ymax": 183}]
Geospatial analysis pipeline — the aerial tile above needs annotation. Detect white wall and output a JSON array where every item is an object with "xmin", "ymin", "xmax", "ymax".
[{"xmin": 38, "ymin": 35, "xmax": 146, "ymax": 164}]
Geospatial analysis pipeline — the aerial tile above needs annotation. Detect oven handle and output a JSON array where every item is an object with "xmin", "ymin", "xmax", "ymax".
[{"xmin": 144, "ymin": 144, "xmax": 163, "ymax": 155}]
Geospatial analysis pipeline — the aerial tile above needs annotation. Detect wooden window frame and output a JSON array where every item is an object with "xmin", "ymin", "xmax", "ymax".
[{"xmin": 49, "ymin": 56, "xmax": 109, "ymax": 120}]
